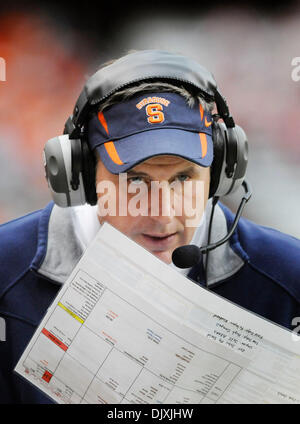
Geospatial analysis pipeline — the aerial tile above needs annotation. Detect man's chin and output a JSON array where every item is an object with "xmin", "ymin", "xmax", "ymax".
[{"xmin": 151, "ymin": 250, "xmax": 172, "ymax": 264}]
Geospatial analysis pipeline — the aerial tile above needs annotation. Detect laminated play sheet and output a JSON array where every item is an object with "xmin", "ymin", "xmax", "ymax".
[{"xmin": 15, "ymin": 223, "xmax": 300, "ymax": 404}]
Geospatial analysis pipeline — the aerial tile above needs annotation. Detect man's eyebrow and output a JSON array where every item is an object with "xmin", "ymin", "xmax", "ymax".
[
  {"xmin": 173, "ymin": 166, "xmax": 199, "ymax": 176},
  {"xmin": 126, "ymin": 165, "xmax": 200, "ymax": 179},
  {"xmin": 126, "ymin": 170, "xmax": 150, "ymax": 177}
]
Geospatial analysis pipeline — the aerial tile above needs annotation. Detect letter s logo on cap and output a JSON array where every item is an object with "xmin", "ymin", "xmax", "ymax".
[{"xmin": 146, "ymin": 104, "xmax": 165, "ymax": 124}]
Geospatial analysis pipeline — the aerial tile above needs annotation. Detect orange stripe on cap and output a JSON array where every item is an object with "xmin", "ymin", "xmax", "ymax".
[
  {"xmin": 199, "ymin": 133, "xmax": 207, "ymax": 158},
  {"xmin": 104, "ymin": 141, "xmax": 124, "ymax": 165},
  {"xmin": 98, "ymin": 111, "xmax": 109, "ymax": 134},
  {"xmin": 199, "ymin": 104, "xmax": 204, "ymax": 121},
  {"xmin": 98, "ymin": 112, "xmax": 123, "ymax": 165}
]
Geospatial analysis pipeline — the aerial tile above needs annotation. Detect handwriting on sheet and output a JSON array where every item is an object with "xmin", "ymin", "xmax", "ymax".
[{"xmin": 206, "ymin": 314, "xmax": 263, "ymax": 354}]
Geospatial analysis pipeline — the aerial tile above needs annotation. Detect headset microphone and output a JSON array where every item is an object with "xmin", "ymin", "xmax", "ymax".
[
  {"xmin": 172, "ymin": 245, "xmax": 202, "ymax": 269},
  {"xmin": 172, "ymin": 180, "xmax": 252, "ymax": 269}
]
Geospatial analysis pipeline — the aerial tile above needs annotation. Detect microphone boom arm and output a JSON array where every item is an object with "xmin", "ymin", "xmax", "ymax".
[
  {"xmin": 171, "ymin": 180, "xmax": 252, "ymax": 269},
  {"xmin": 200, "ymin": 180, "xmax": 252, "ymax": 254}
]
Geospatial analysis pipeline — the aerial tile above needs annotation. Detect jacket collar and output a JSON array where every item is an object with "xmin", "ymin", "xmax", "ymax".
[{"xmin": 31, "ymin": 202, "xmax": 245, "ymax": 287}]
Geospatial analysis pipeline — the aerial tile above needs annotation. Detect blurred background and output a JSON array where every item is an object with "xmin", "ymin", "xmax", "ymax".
[{"xmin": 0, "ymin": 0, "xmax": 299, "ymax": 237}]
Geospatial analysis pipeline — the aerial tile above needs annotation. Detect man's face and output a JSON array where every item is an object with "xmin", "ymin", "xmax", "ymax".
[{"xmin": 96, "ymin": 155, "xmax": 210, "ymax": 264}]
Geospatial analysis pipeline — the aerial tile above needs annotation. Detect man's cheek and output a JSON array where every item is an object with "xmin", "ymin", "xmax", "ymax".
[
  {"xmin": 128, "ymin": 183, "xmax": 149, "ymax": 217},
  {"xmin": 96, "ymin": 181, "xmax": 117, "ymax": 218},
  {"xmin": 182, "ymin": 181, "xmax": 205, "ymax": 228}
]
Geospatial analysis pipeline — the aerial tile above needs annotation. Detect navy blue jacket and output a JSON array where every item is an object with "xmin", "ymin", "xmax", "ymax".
[{"xmin": 0, "ymin": 202, "xmax": 300, "ymax": 403}]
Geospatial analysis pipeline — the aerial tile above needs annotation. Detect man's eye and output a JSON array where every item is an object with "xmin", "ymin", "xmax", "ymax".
[
  {"xmin": 176, "ymin": 174, "xmax": 190, "ymax": 182},
  {"xmin": 128, "ymin": 176, "xmax": 145, "ymax": 185},
  {"xmin": 170, "ymin": 174, "xmax": 190, "ymax": 185},
  {"xmin": 169, "ymin": 174, "xmax": 190, "ymax": 189}
]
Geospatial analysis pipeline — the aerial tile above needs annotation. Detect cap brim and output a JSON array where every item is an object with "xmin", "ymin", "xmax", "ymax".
[{"xmin": 96, "ymin": 128, "xmax": 213, "ymax": 174}]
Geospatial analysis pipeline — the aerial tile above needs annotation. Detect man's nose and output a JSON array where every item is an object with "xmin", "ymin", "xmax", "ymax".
[{"xmin": 149, "ymin": 181, "xmax": 175, "ymax": 223}]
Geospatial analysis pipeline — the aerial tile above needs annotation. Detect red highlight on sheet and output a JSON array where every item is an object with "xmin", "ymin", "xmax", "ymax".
[
  {"xmin": 41, "ymin": 327, "xmax": 68, "ymax": 351},
  {"xmin": 42, "ymin": 370, "xmax": 53, "ymax": 383}
]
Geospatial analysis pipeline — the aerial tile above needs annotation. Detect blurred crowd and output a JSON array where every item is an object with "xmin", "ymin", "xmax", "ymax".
[{"xmin": 0, "ymin": 4, "xmax": 299, "ymax": 237}]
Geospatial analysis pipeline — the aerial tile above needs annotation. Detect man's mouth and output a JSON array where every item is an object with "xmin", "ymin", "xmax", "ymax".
[{"xmin": 141, "ymin": 232, "xmax": 177, "ymax": 251}]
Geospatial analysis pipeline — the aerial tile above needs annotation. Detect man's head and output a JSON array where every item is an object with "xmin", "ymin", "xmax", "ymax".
[
  {"xmin": 44, "ymin": 49, "xmax": 248, "ymax": 259},
  {"xmin": 88, "ymin": 81, "xmax": 215, "ymax": 263}
]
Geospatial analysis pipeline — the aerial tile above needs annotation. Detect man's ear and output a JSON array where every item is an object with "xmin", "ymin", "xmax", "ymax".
[{"xmin": 94, "ymin": 150, "xmax": 101, "ymax": 185}]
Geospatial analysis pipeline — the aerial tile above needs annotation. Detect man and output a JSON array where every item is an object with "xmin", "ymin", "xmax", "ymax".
[
  {"xmin": 90, "ymin": 82, "xmax": 212, "ymax": 265},
  {"xmin": 0, "ymin": 50, "xmax": 300, "ymax": 404}
]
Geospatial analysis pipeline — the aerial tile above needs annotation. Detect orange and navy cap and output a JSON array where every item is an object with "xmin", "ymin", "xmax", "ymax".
[{"xmin": 88, "ymin": 92, "xmax": 214, "ymax": 174}]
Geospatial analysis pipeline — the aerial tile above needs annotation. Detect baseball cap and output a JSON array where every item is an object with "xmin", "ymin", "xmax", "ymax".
[{"xmin": 88, "ymin": 92, "xmax": 214, "ymax": 174}]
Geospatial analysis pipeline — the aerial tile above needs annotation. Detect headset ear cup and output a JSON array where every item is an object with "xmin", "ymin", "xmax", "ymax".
[
  {"xmin": 44, "ymin": 135, "xmax": 73, "ymax": 207},
  {"xmin": 232, "ymin": 125, "xmax": 248, "ymax": 181},
  {"xmin": 209, "ymin": 121, "xmax": 225, "ymax": 198},
  {"xmin": 210, "ymin": 123, "xmax": 248, "ymax": 198},
  {"xmin": 222, "ymin": 125, "xmax": 248, "ymax": 195},
  {"xmin": 81, "ymin": 140, "xmax": 97, "ymax": 206},
  {"xmin": 44, "ymin": 135, "xmax": 87, "ymax": 207}
]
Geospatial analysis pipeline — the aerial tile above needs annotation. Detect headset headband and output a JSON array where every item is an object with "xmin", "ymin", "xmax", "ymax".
[
  {"xmin": 45, "ymin": 49, "xmax": 248, "ymax": 208},
  {"xmin": 64, "ymin": 49, "xmax": 234, "ymax": 138}
]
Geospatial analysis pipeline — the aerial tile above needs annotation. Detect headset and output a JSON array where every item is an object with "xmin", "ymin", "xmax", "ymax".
[{"xmin": 43, "ymin": 49, "xmax": 249, "ymax": 208}]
